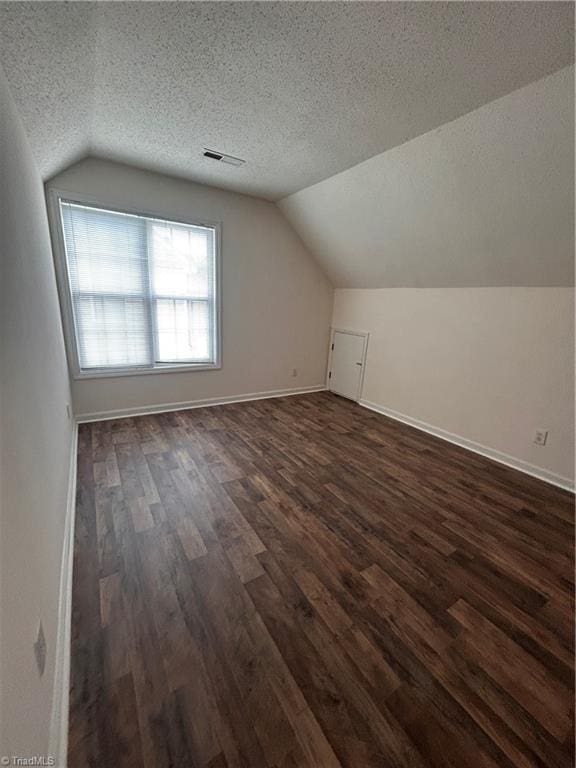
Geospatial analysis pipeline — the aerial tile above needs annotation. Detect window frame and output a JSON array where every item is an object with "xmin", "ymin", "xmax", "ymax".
[{"xmin": 47, "ymin": 188, "xmax": 222, "ymax": 380}]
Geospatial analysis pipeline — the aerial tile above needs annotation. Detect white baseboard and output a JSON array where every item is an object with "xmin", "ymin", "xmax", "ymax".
[
  {"xmin": 49, "ymin": 422, "xmax": 78, "ymax": 767},
  {"xmin": 43, "ymin": 390, "xmax": 571, "ymax": 767},
  {"xmin": 76, "ymin": 385, "xmax": 326, "ymax": 423},
  {"xmin": 360, "ymin": 399, "xmax": 574, "ymax": 493},
  {"xmin": 47, "ymin": 385, "xmax": 325, "ymax": 763}
]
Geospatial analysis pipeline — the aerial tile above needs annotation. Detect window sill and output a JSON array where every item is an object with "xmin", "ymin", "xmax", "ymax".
[{"xmin": 72, "ymin": 362, "xmax": 221, "ymax": 380}]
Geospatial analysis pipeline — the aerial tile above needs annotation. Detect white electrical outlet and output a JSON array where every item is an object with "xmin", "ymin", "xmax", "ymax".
[
  {"xmin": 533, "ymin": 429, "xmax": 548, "ymax": 446},
  {"xmin": 291, "ymin": 368, "xmax": 298, "ymax": 377},
  {"xmin": 66, "ymin": 403, "xmax": 71, "ymax": 420}
]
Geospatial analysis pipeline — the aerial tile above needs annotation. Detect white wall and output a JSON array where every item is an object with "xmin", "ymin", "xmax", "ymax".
[
  {"xmin": 47, "ymin": 158, "xmax": 333, "ymax": 418},
  {"xmin": 0, "ymin": 66, "xmax": 74, "ymax": 757},
  {"xmin": 280, "ymin": 66, "xmax": 574, "ymax": 289},
  {"xmin": 333, "ymin": 288, "xmax": 574, "ymax": 484},
  {"xmin": 281, "ymin": 66, "xmax": 574, "ymax": 487}
]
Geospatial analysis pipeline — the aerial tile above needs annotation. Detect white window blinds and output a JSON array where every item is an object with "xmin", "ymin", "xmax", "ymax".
[{"xmin": 58, "ymin": 200, "xmax": 218, "ymax": 374}]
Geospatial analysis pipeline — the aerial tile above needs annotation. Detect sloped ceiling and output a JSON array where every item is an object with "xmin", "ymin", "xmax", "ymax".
[
  {"xmin": 280, "ymin": 66, "xmax": 575, "ymax": 288},
  {"xmin": 0, "ymin": 1, "xmax": 573, "ymax": 201}
]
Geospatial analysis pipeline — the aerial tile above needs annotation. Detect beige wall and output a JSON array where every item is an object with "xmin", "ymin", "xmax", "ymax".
[
  {"xmin": 333, "ymin": 288, "xmax": 574, "ymax": 484},
  {"xmin": 0, "ymin": 66, "xmax": 74, "ymax": 756},
  {"xmin": 47, "ymin": 158, "xmax": 333, "ymax": 418},
  {"xmin": 282, "ymin": 66, "xmax": 575, "ymax": 487}
]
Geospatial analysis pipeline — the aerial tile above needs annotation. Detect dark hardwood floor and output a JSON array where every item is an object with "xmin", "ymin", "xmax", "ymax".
[{"xmin": 69, "ymin": 391, "xmax": 574, "ymax": 768}]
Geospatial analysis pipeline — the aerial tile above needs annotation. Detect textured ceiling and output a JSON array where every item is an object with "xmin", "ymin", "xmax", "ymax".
[
  {"xmin": 0, "ymin": 1, "xmax": 573, "ymax": 200},
  {"xmin": 280, "ymin": 66, "xmax": 575, "ymax": 288}
]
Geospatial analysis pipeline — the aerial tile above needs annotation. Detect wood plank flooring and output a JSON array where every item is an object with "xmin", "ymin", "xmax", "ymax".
[{"xmin": 69, "ymin": 391, "xmax": 574, "ymax": 768}]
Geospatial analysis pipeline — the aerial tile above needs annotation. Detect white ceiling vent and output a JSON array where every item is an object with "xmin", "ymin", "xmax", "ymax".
[{"xmin": 203, "ymin": 148, "xmax": 245, "ymax": 167}]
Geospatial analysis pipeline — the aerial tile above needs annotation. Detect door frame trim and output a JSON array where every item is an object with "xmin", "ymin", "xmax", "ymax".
[{"xmin": 327, "ymin": 327, "xmax": 369, "ymax": 402}]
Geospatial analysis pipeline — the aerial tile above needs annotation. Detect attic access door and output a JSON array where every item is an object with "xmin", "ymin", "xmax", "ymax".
[{"xmin": 328, "ymin": 329, "xmax": 368, "ymax": 402}]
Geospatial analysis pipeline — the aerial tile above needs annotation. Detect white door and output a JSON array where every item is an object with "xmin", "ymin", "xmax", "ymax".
[{"xmin": 328, "ymin": 331, "xmax": 367, "ymax": 401}]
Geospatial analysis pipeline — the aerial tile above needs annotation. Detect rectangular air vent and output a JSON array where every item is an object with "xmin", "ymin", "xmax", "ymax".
[{"xmin": 203, "ymin": 148, "xmax": 245, "ymax": 167}]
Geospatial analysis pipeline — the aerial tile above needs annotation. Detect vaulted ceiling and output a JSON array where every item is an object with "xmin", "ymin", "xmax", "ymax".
[
  {"xmin": 280, "ymin": 66, "xmax": 575, "ymax": 287},
  {"xmin": 0, "ymin": 1, "xmax": 573, "ymax": 200}
]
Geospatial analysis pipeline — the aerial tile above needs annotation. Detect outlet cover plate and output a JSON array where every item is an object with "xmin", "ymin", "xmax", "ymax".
[{"xmin": 534, "ymin": 429, "xmax": 548, "ymax": 446}]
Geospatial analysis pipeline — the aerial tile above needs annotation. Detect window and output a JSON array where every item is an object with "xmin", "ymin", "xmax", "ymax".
[{"xmin": 51, "ymin": 196, "xmax": 220, "ymax": 377}]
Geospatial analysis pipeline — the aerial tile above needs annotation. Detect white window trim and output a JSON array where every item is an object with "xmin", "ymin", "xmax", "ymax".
[{"xmin": 46, "ymin": 187, "xmax": 222, "ymax": 380}]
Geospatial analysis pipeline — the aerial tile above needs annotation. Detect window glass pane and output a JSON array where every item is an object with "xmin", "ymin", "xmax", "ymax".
[
  {"xmin": 58, "ymin": 198, "xmax": 218, "ymax": 372},
  {"xmin": 61, "ymin": 203, "xmax": 147, "ymax": 295},
  {"xmin": 74, "ymin": 296, "xmax": 152, "ymax": 369},
  {"xmin": 150, "ymin": 222, "xmax": 213, "ymax": 298},
  {"xmin": 155, "ymin": 299, "xmax": 211, "ymax": 362}
]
